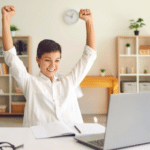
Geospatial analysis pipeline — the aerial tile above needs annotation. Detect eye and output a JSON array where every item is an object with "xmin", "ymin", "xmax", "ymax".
[{"xmin": 56, "ymin": 60, "xmax": 60, "ymax": 62}]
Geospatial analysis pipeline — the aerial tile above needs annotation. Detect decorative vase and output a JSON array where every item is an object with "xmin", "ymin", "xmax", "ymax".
[
  {"xmin": 134, "ymin": 30, "xmax": 139, "ymax": 36},
  {"xmin": 0, "ymin": 89, "xmax": 4, "ymax": 94},
  {"xmin": 101, "ymin": 72, "xmax": 105, "ymax": 76},
  {"xmin": 11, "ymin": 31, "xmax": 16, "ymax": 37},
  {"xmin": 126, "ymin": 47, "xmax": 131, "ymax": 55},
  {"xmin": 126, "ymin": 67, "xmax": 130, "ymax": 74}
]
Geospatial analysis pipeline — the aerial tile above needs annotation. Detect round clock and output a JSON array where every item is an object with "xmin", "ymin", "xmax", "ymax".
[{"xmin": 63, "ymin": 9, "xmax": 79, "ymax": 25}]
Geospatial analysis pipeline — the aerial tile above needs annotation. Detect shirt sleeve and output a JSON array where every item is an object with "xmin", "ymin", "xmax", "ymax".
[
  {"xmin": 66, "ymin": 45, "xmax": 97, "ymax": 88},
  {"xmin": 3, "ymin": 46, "xmax": 30, "ymax": 94}
]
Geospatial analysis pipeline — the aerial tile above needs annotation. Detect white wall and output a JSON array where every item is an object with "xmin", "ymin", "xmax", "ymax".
[{"xmin": 0, "ymin": 0, "xmax": 150, "ymax": 114}]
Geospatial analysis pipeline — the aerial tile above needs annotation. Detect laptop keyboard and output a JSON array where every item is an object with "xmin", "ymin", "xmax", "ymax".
[{"xmin": 88, "ymin": 139, "xmax": 104, "ymax": 147}]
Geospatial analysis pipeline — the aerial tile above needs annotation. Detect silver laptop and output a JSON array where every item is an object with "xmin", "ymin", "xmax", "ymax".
[{"xmin": 74, "ymin": 91, "xmax": 150, "ymax": 150}]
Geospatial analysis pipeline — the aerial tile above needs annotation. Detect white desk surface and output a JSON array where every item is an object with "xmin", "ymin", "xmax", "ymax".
[{"xmin": 0, "ymin": 125, "xmax": 150, "ymax": 150}]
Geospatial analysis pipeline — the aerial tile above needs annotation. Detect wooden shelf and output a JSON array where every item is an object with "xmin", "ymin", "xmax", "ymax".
[
  {"xmin": 120, "ymin": 54, "xmax": 137, "ymax": 57},
  {"xmin": 11, "ymin": 93, "xmax": 24, "ymax": 95},
  {"xmin": 0, "ymin": 93, "xmax": 9, "ymax": 96},
  {"xmin": 0, "ymin": 36, "xmax": 30, "ymax": 38},
  {"xmin": 0, "ymin": 36, "xmax": 31, "ymax": 115},
  {"xmin": 0, "ymin": 112, "xmax": 24, "ymax": 115},
  {"xmin": 120, "ymin": 74, "xmax": 137, "ymax": 76},
  {"xmin": 117, "ymin": 35, "xmax": 150, "ymax": 93}
]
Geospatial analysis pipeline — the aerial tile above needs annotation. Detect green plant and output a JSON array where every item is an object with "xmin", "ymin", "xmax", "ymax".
[
  {"xmin": 129, "ymin": 18, "xmax": 145, "ymax": 31},
  {"xmin": 126, "ymin": 43, "xmax": 130, "ymax": 47},
  {"xmin": 144, "ymin": 69, "xmax": 147, "ymax": 74},
  {"xmin": 100, "ymin": 69, "xmax": 105, "ymax": 72},
  {"xmin": 10, "ymin": 25, "xmax": 19, "ymax": 31}
]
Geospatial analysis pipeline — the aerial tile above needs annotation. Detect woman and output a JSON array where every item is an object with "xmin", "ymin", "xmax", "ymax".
[{"xmin": 1, "ymin": 5, "xmax": 97, "ymax": 127}]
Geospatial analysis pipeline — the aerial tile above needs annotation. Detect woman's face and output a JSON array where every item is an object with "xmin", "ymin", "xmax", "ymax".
[{"xmin": 36, "ymin": 51, "xmax": 61, "ymax": 79}]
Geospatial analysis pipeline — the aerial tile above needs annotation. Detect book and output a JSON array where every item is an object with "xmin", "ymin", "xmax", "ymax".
[
  {"xmin": 3, "ymin": 63, "xmax": 8, "ymax": 74},
  {"xmin": 74, "ymin": 123, "xmax": 105, "ymax": 135},
  {"xmin": 0, "ymin": 63, "xmax": 8, "ymax": 75},
  {"xmin": 0, "ymin": 63, "xmax": 1, "ymax": 75},
  {"xmin": 30, "ymin": 121, "xmax": 105, "ymax": 139}
]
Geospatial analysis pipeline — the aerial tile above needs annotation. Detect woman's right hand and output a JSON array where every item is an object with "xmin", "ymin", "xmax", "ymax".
[{"xmin": 1, "ymin": 5, "xmax": 16, "ymax": 19}]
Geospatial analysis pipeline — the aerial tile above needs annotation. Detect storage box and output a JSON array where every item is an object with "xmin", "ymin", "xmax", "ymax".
[
  {"xmin": 11, "ymin": 102, "xmax": 25, "ymax": 113},
  {"xmin": 139, "ymin": 82, "xmax": 150, "ymax": 92},
  {"xmin": 122, "ymin": 82, "xmax": 137, "ymax": 93},
  {"xmin": 139, "ymin": 45, "xmax": 150, "ymax": 55},
  {"xmin": 0, "ymin": 105, "xmax": 7, "ymax": 113}
]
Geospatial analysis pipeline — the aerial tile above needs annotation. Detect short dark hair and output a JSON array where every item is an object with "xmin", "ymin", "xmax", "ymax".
[{"xmin": 37, "ymin": 39, "xmax": 62, "ymax": 68}]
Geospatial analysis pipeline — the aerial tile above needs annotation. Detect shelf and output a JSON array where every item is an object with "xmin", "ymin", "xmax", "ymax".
[
  {"xmin": 120, "ymin": 54, "xmax": 137, "ymax": 57},
  {"xmin": 0, "ymin": 93, "xmax": 9, "ymax": 96},
  {"xmin": 117, "ymin": 36, "xmax": 150, "ymax": 93},
  {"xmin": 11, "ymin": 93, "xmax": 24, "ymax": 95},
  {"xmin": 139, "ymin": 74, "xmax": 150, "ymax": 76},
  {"xmin": 120, "ymin": 74, "xmax": 137, "ymax": 76},
  {"xmin": 120, "ymin": 74, "xmax": 150, "ymax": 76},
  {"xmin": 17, "ymin": 55, "xmax": 28, "ymax": 57},
  {"xmin": 0, "ymin": 74, "xmax": 9, "ymax": 76},
  {"xmin": 0, "ymin": 55, "xmax": 28, "ymax": 57},
  {"xmin": 138, "ymin": 55, "xmax": 150, "ymax": 57},
  {"xmin": 0, "ymin": 36, "xmax": 31, "ymax": 115},
  {"xmin": 0, "ymin": 112, "xmax": 24, "ymax": 115},
  {"xmin": 0, "ymin": 36, "xmax": 30, "ymax": 38},
  {"xmin": 118, "ymin": 35, "xmax": 150, "ymax": 38},
  {"xmin": 120, "ymin": 55, "xmax": 150, "ymax": 57}
]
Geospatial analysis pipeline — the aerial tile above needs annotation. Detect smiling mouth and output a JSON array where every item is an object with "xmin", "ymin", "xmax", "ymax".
[{"xmin": 48, "ymin": 69, "xmax": 55, "ymax": 72}]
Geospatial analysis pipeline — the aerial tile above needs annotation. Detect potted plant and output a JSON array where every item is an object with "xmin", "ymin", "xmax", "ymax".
[
  {"xmin": 129, "ymin": 18, "xmax": 145, "ymax": 35},
  {"xmin": 144, "ymin": 69, "xmax": 148, "ymax": 74},
  {"xmin": 126, "ymin": 43, "xmax": 130, "ymax": 55},
  {"xmin": 100, "ymin": 69, "xmax": 105, "ymax": 76},
  {"xmin": 10, "ymin": 25, "xmax": 19, "ymax": 37}
]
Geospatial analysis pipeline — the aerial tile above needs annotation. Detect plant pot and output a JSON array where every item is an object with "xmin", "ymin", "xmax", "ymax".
[
  {"xmin": 126, "ymin": 47, "xmax": 131, "ymax": 55},
  {"xmin": 11, "ymin": 31, "xmax": 16, "ymax": 37},
  {"xmin": 101, "ymin": 72, "xmax": 105, "ymax": 76},
  {"xmin": 134, "ymin": 30, "xmax": 139, "ymax": 36}
]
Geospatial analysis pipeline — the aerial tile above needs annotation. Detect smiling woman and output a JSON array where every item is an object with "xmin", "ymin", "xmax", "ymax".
[
  {"xmin": 36, "ymin": 39, "xmax": 62, "ymax": 82},
  {"xmin": 1, "ymin": 5, "xmax": 97, "ymax": 127}
]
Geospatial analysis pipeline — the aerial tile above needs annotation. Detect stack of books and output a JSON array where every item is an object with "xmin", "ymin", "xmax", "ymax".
[{"xmin": 0, "ymin": 63, "xmax": 9, "ymax": 75}]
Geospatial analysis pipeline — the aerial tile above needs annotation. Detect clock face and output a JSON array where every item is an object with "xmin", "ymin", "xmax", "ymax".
[{"xmin": 63, "ymin": 9, "xmax": 79, "ymax": 25}]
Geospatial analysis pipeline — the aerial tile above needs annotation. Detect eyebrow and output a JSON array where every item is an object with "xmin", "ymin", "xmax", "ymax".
[{"xmin": 44, "ymin": 57, "xmax": 60, "ymax": 59}]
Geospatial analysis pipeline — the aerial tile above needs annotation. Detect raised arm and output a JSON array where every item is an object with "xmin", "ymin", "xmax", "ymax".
[
  {"xmin": 79, "ymin": 9, "xmax": 96, "ymax": 51},
  {"xmin": 1, "ymin": 5, "xmax": 16, "ymax": 51},
  {"xmin": 1, "ymin": 6, "xmax": 29, "ymax": 95}
]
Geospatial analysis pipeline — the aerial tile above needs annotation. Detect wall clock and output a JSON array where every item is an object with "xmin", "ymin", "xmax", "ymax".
[{"xmin": 63, "ymin": 9, "xmax": 79, "ymax": 25}]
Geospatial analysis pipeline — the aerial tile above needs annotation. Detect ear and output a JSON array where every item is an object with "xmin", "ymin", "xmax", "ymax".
[{"xmin": 36, "ymin": 56, "xmax": 40, "ymax": 65}]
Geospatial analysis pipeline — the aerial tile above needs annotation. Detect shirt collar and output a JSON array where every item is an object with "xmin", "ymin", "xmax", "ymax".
[{"xmin": 38, "ymin": 71, "xmax": 58, "ymax": 82}]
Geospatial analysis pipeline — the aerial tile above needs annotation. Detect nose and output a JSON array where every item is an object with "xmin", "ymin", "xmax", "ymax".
[{"xmin": 49, "ymin": 62, "xmax": 55, "ymax": 70}]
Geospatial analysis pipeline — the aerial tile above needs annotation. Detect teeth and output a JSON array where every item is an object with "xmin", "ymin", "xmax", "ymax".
[{"xmin": 48, "ymin": 69, "xmax": 54, "ymax": 72}]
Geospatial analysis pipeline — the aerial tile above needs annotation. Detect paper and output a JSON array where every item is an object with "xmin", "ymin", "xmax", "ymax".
[
  {"xmin": 74, "ymin": 123, "xmax": 106, "ymax": 135},
  {"xmin": 30, "ymin": 121, "xmax": 75, "ymax": 139},
  {"xmin": 30, "ymin": 121, "xmax": 106, "ymax": 139}
]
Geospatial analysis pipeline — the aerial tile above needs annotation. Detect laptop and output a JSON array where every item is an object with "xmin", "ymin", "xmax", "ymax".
[{"xmin": 74, "ymin": 91, "xmax": 150, "ymax": 150}]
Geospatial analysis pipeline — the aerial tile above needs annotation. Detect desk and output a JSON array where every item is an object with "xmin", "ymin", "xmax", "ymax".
[
  {"xmin": 80, "ymin": 76, "xmax": 119, "ymax": 97},
  {"xmin": 0, "ymin": 125, "xmax": 105, "ymax": 150},
  {"xmin": 0, "ymin": 126, "xmax": 150, "ymax": 150}
]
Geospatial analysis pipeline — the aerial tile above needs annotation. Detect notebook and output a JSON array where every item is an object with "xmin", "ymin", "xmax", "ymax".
[{"xmin": 30, "ymin": 121, "xmax": 105, "ymax": 139}]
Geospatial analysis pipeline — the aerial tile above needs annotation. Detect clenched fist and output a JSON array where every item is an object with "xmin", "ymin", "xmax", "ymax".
[
  {"xmin": 79, "ymin": 9, "xmax": 93, "ymax": 23},
  {"xmin": 1, "ymin": 5, "xmax": 16, "ymax": 19}
]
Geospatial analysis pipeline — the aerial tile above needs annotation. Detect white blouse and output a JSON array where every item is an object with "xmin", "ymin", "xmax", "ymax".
[
  {"xmin": 3, "ymin": 45, "xmax": 97, "ymax": 127},
  {"xmin": 57, "ymin": 73, "xmax": 84, "ymax": 99}
]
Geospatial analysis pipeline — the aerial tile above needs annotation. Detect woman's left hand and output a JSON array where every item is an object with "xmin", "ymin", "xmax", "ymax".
[{"xmin": 79, "ymin": 9, "xmax": 93, "ymax": 23}]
